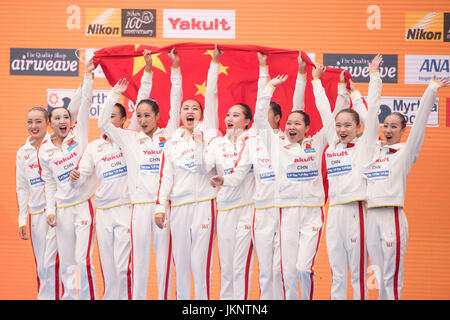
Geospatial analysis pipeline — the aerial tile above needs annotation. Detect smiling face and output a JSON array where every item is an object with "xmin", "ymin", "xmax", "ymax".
[
  {"xmin": 136, "ymin": 102, "xmax": 159, "ymax": 135},
  {"xmin": 27, "ymin": 109, "xmax": 48, "ymax": 140},
  {"xmin": 285, "ymin": 112, "xmax": 309, "ymax": 144},
  {"xmin": 180, "ymin": 99, "xmax": 202, "ymax": 131},
  {"xmin": 335, "ymin": 111, "xmax": 360, "ymax": 144},
  {"xmin": 50, "ymin": 107, "xmax": 72, "ymax": 139},
  {"xmin": 225, "ymin": 105, "xmax": 251, "ymax": 135},
  {"xmin": 383, "ymin": 114, "xmax": 405, "ymax": 145}
]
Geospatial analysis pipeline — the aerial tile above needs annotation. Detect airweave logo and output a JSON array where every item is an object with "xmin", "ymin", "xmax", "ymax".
[
  {"xmin": 86, "ymin": 8, "xmax": 121, "ymax": 36},
  {"xmin": 405, "ymin": 12, "xmax": 444, "ymax": 41}
]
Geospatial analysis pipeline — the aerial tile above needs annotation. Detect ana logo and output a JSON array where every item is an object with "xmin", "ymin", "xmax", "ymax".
[
  {"xmin": 405, "ymin": 12, "xmax": 444, "ymax": 41},
  {"xmin": 86, "ymin": 8, "xmax": 121, "ymax": 36},
  {"xmin": 405, "ymin": 55, "xmax": 450, "ymax": 84}
]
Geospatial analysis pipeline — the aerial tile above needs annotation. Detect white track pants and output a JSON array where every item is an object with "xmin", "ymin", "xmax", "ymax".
[
  {"xmin": 326, "ymin": 201, "xmax": 367, "ymax": 300},
  {"xmin": 55, "ymin": 199, "xmax": 97, "ymax": 300},
  {"xmin": 170, "ymin": 200, "xmax": 216, "ymax": 300},
  {"xmin": 96, "ymin": 205, "xmax": 132, "ymax": 300},
  {"xmin": 252, "ymin": 207, "xmax": 283, "ymax": 300},
  {"xmin": 278, "ymin": 206, "xmax": 324, "ymax": 300},
  {"xmin": 29, "ymin": 213, "xmax": 61, "ymax": 300},
  {"xmin": 367, "ymin": 206, "xmax": 408, "ymax": 300},
  {"xmin": 216, "ymin": 204, "xmax": 254, "ymax": 300},
  {"xmin": 130, "ymin": 202, "xmax": 173, "ymax": 300}
]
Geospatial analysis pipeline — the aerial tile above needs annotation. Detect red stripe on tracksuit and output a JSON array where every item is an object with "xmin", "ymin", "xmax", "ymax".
[
  {"xmin": 206, "ymin": 200, "xmax": 216, "ymax": 300},
  {"xmin": 127, "ymin": 247, "xmax": 133, "ymax": 300},
  {"xmin": 244, "ymin": 241, "xmax": 253, "ymax": 300},
  {"xmin": 86, "ymin": 199, "xmax": 96, "ymax": 300},
  {"xmin": 358, "ymin": 201, "xmax": 365, "ymax": 300},
  {"xmin": 393, "ymin": 206, "xmax": 401, "ymax": 300},
  {"xmin": 164, "ymin": 232, "xmax": 172, "ymax": 300},
  {"xmin": 251, "ymin": 208, "xmax": 261, "ymax": 299},
  {"xmin": 155, "ymin": 152, "xmax": 165, "ymax": 206},
  {"xmin": 309, "ymin": 207, "xmax": 324, "ymax": 300}
]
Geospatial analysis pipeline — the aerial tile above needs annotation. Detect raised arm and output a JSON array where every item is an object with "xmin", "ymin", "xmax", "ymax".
[
  {"xmin": 257, "ymin": 52, "xmax": 270, "ymax": 98},
  {"xmin": 334, "ymin": 70, "xmax": 351, "ymax": 115},
  {"xmin": 292, "ymin": 53, "xmax": 307, "ymax": 111},
  {"xmin": 403, "ymin": 76, "xmax": 449, "ymax": 169},
  {"xmin": 361, "ymin": 54, "xmax": 383, "ymax": 146},
  {"xmin": 73, "ymin": 59, "xmax": 94, "ymax": 152},
  {"xmin": 67, "ymin": 83, "xmax": 82, "ymax": 122},
  {"xmin": 128, "ymin": 49, "xmax": 153, "ymax": 132},
  {"xmin": 311, "ymin": 64, "xmax": 338, "ymax": 145},
  {"xmin": 165, "ymin": 48, "xmax": 182, "ymax": 136},
  {"xmin": 98, "ymin": 79, "xmax": 133, "ymax": 148},
  {"xmin": 347, "ymin": 79, "xmax": 368, "ymax": 126},
  {"xmin": 203, "ymin": 45, "xmax": 222, "ymax": 142}
]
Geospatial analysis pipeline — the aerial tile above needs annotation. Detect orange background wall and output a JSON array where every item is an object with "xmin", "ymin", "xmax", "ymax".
[{"xmin": 0, "ymin": 0, "xmax": 449, "ymax": 300}]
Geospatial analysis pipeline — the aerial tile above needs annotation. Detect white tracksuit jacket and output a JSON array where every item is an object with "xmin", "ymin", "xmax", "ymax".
[
  {"xmin": 364, "ymin": 79, "xmax": 442, "ymax": 208},
  {"xmin": 314, "ymin": 71, "xmax": 382, "ymax": 206},
  {"xmin": 38, "ymin": 73, "xmax": 95, "ymax": 214},
  {"xmin": 155, "ymin": 62, "xmax": 221, "ymax": 214},
  {"xmin": 70, "ymin": 134, "xmax": 130, "ymax": 209},
  {"xmin": 98, "ymin": 69, "xmax": 181, "ymax": 205},
  {"xmin": 16, "ymin": 133, "xmax": 51, "ymax": 226}
]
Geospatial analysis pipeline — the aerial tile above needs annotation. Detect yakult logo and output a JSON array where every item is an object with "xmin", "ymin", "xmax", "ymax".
[
  {"xmin": 53, "ymin": 152, "xmax": 78, "ymax": 166},
  {"xmin": 102, "ymin": 152, "xmax": 124, "ymax": 162},
  {"xmin": 163, "ymin": 9, "xmax": 235, "ymax": 39}
]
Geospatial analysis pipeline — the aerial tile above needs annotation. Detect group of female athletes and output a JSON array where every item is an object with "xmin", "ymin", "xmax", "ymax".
[{"xmin": 16, "ymin": 46, "xmax": 449, "ymax": 300}]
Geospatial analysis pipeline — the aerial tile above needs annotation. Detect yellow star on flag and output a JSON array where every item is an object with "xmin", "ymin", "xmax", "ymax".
[
  {"xmin": 194, "ymin": 81, "xmax": 207, "ymax": 96},
  {"xmin": 203, "ymin": 49, "xmax": 229, "ymax": 75},
  {"xmin": 132, "ymin": 44, "xmax": 166, "ymax": 76}
]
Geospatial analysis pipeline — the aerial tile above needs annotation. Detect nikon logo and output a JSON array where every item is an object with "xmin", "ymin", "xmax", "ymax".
[
  {"xmin": 86, "ymin": 24, "xmax": 119, "ymax": 35},
  {"xmin": 85, "ymin": 8, "xmax": 121, "ymax": 37},
  {"xmin": 406, "ymin": 28, "xmax": 442, "ymax": 40},
  {"xmin": 405, "ymin": 12, "xmax": 444, "ymax": 42}
]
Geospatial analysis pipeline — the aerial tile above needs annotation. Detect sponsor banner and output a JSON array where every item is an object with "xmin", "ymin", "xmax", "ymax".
[
  {"xmin": 47, "ymin": 88, "xmax": 110, "ymax": 118},
  {"xmin": 405, "ymin": 12, "xmax": 444, "ymax": 42},
  {"xmin": 404, "ymin": 55, "xmax": 450, "ymax": 84},
  {"xmin": 444, "ymin": 13, "xmax": 450, "ymax": 42},
  {"xmin": 323, "ymin": 53, "xmax": 398, "ymax": 83},
  {"xmin": 121, "ymin": 9, "xmax": 156, "ymax": 37},
  {"xmin": 163, "ymin": 9, "xmax": 235, "ymax": 39},
  {"xmin": 370, "ymin": 96, "xmax": 439, "ymax": 127},
  {"xmin": 10, "ymin": 48, "xmax": 78, "ymax": 76},
  {"xmin": 86, "ymin": 8, "xmax": 121, "ymax": 37}
]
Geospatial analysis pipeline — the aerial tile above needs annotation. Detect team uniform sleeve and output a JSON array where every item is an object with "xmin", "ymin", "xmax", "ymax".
[
  {"xmin": 98, "ymin": 90, "xmax": 132, "ymax": 148},
  {"xmin": 349, "ymin": 88, "xmax": 368, "ymax": 127},
  {"xmin": 38, "ymin": 148, "xmax": 57, "ymax": 217},
  {"xmin": 70, "ymin": 144, "xmax": 95, "ymax": 188},
  {"xmin": 257, "ymin": 65, "xmax": 270, "ymax": 98},
  {"xmin": 403, "ymin": 79, "xmax": 442, "ymax": 170},
  {"xmin": 196, "ymin": 138, "xmax": 217, "ymax": 175},
  {"xmin": 128, "ymin": 70, "xmax": 153, "ymax": 132},
  {"xmin": 254, "ymin": 84, "xmax": 277, "ymax": 153},
  {"xmin": 312, "ymin": 79, "xmax": 338, "ymax": 145},
  {"xmin": 203, "ymin": 61, "xmax": 220, "ymax": 143},
  {"xmin": 361, "ymin": 71, "xmax": 383, "ymax": 147},
  {"xmin": 154, "ymin": 146, "xmax": 174, "ymax": 215},
  {"xmin": 223, "ymin": 140, "xmax": 252, "ymax": 188},
  {"xmin": 16, "ymin": 150, "xmax": 30, "ymax": 227},
  {"xmin": 292, "ymin": 72, "xmax": 307, "ymax": 112},
  {"xmin": 334, "ymin": 82, "xmax": 351, "ymax": 115},
  {"xmin": 66, "ymin": 84, "xmax": 82, "ymax": 121},
  {"xmin": 73, "ymin": 73, "xmax": 93, "ymax": 153},
  {"xmin": 164, "ymin": 67, "xmax": 182, "ymax": 136}
]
